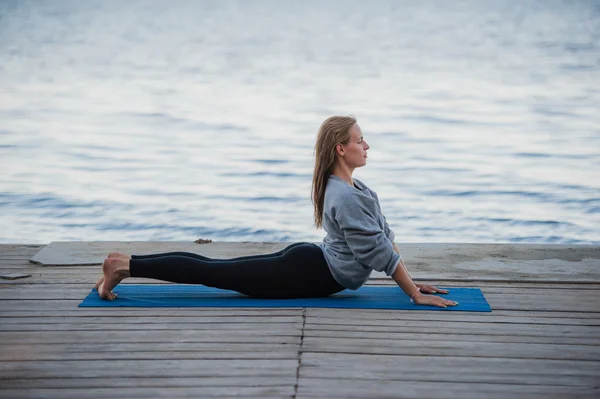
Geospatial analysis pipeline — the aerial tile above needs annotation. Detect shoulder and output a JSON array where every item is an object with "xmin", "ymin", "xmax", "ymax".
[
  {"xmin": 329, "ymin": 182, "xmax": 377, "ymax": 217},
  {"xmin": 325, "ymin": 177, "xmax": 357, "ymax": 206},
  {"xmin": 354, "ymin": 178, "xmax": 379, "ymax": 199}
]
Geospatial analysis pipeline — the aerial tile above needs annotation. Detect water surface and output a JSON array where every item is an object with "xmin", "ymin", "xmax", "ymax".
[{"xmin": 0, "ymin": 0, "xmax": 599, "ymax": 244}]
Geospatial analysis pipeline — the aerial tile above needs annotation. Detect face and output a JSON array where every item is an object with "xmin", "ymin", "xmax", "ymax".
[{"xmin": 339, "ymin": 123, "xmax": 370, "ymax": 168}]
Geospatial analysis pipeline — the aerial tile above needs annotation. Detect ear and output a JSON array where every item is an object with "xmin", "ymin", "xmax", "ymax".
[{"xmin": 336, "ymin": 144, "xmax": 344, "ymax": 156}]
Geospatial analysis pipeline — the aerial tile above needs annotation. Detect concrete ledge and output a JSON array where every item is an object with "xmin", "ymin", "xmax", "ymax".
[
  {"xmin": 30, "ymin": 241, "xmax": 291, "ymax": 266},
  {"xmin": 29, "ymin": 241, "xmax": 600, "ymax": 283}
]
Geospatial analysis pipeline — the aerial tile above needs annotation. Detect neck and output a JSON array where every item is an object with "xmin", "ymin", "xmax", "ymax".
[{"xmin": 331, "ymin": 163, "xmax": 354, "ymax": 186}]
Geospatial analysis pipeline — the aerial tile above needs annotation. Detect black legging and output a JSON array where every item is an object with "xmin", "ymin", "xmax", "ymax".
[{"xmin": 129, "ymin": 242, "xmax": 345, "ymax": 299}]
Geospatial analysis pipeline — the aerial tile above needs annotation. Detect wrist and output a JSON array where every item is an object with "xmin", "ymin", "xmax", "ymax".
[{"xmin": 409, "ymin": 287, "xmax": 421, "ymax": 303}]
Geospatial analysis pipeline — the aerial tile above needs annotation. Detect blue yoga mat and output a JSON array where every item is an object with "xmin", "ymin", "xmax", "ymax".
[{"xmin": 79, "ymin": 285, "xmax": 491, "ymax": 312}]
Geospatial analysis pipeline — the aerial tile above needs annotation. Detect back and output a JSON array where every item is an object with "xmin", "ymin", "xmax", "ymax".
[{"xmin": 319, "ymin": 175, "xmax": 401, "ymax": 289}]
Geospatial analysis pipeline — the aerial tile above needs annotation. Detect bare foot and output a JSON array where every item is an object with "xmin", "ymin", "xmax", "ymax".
[
  {"xmin": 107, "ymin": 252, "xmax": 132, "ymax": 260},
  {"xmin": 96, "ymin": 253, "xmax": 132, "ymax": 290},
  {"xmin": 98, "ymin": 258, "xmax": 131, "ymax": 300},
  {"xmin": 95, "ymin": 276, "xmax": 104, "ymax": 291}
]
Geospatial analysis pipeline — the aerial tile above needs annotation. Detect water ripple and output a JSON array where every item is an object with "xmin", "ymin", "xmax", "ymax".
[{"xmin": 0, "ymin": 1, "xmax": 598, "ymax": 244}]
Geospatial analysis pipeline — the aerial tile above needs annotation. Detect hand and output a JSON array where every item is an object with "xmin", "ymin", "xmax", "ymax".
[
  {"xmin": 413, "ymin": 292, "xmax": 458, "ymax": 308},
  {"xmin": 416, "ymin": 284, "xmax": 448, "ymax": 294}
]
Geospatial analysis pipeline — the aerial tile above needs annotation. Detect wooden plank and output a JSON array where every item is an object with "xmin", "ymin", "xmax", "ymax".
[
  {"xmin": 1, "ymin": 345, "xmax": 298, "ymax": 361},
  {"xmin": 0, "ymin": 252, "xmax": 42, "ymax": 257},
  {"xmin": 0, "ymin": 359, "xmax": 299, "ymax": 379},
  {"xmin": 296, "ymin": 380, "xmax": 599, "ymax": 399},
  {"xmin": 314, "ymin": 307, "xmax": 599, "ymax": 319},
  {"xmin": 0, "ymin": 300, "xmax": 306, "ymax": 311},
  {"xmin": 0, "ymin": 377, "xmax": 295, "ymax": 389},
  {"xmin": 0, "ymin": 243, "xmax": 43, "ymax": 247},
  {"xmin": 304, "ymin": 330, "xmax": 600, "ymax": 346},
  {"xmin": 0, "ymin": 316, "xmax": 301, "ymax": 324},
  {"xmin": 301, "ymin": 337, "xmax": 600, "ymax": 360},
  {"xmin": 304, "ymin": 319, "xmax": 600, "ymax": 338},
  {"xmin": 3, "ymin": 243, "xmax": 600, "ymax": 399},
  {"xmin": 1, "ymin": 317, "xmax": 597, "ymax": 341},
  {"xmin": 0, "ymin": 309, "xmax": 304, "ymax": 317},
  {"xmin": 482, "ymin": 297, "xmax": 600, "ymax": 312},
  {"xmin": 0, "ymin": 358, "xmax": 299, "ymax": 372},
  {"xmin": 301, "ymin": 352, "xmax": 600, "ymax": 375},
  {"xmin": 0, "ymin": 322, "xmax": 303, "ymax": 332},
  {"xmin": 306, "ymin": 308, "xmax": 600, "ymax": 323},
  {"xmin": 304, "ymin": 326, "xmax": 600, "ymax": 341},
  {"xmin": 1, "ymin": 351, "xmax": 298, "ymax": 362},
  {"xmin": 0, "ymin": 287, "xmax": 98, "ymax": 300},
  {"xmin": 0, "ymin": 260, "xmax": 36, "ymax": 265},
  {"xmin": 299, "ymin": 353, "xmax": 600, "ymax": 394},
  {"xmin": 299, "ymin": 368, "xmax": 597, "ymax": 387},
  {"xmin": 0, "ymin": 330, "xmax": 301, "ymax": 344},
  {"xmin": 0, "ymin": 266, "xmax": 42, "ymax": 271},
  {"xmin": 1, "ymin": 265, "xmax": 96, "ymax": 271},
  {"xmin": 0, "ymin": 320, "xmax": 302, "ymax": 331},
  {"xmin": 0, "ymin": 387, "xmax": 292, "ymax": 399},
  {"xmin": 2, "ymin": 309, "xmax": 599, "ymax": 327}
]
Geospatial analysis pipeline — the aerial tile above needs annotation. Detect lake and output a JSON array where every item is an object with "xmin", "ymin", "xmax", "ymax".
[{"xmin": 0, "ymin": 0, "xmax": 599, "ymax": 244}]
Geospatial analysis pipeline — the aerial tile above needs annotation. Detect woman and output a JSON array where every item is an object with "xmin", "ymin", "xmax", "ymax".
[{"xmin": 96, "ymin": 116, "xmax": 457, "ymax": 308}]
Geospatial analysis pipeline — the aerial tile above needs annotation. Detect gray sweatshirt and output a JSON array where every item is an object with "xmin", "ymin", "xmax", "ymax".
[{"xmin": 319, "ymin": 174, "xmax": 401, "ymax": 289}]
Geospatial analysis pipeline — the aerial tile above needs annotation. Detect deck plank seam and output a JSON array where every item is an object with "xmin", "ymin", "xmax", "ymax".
[{"xmin": 293, "ymin": 308, "xmax": 307, "ymax": 399}]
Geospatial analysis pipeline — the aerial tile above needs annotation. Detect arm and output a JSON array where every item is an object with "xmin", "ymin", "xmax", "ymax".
[
  {"xmin": 391, "ymin": 258, "xmax": 419, "ymax": 299},
  {"xmin": 392, "ymin": 243, "xmax": 412, "ymax": 279},
  {"xmin": 391, "ymin": 243, "xmax": 457, "ymax": 308}
]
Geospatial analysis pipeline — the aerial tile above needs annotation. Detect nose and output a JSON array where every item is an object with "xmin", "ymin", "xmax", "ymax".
[{"xmin": 364, "ymin": 141, "xmax": 370, "ymax": 150}]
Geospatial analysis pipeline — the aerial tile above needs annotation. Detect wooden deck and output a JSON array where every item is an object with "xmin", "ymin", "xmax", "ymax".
[{"xmin": 1, "ymin": 243, "xmax": 599, "ymax": 398}]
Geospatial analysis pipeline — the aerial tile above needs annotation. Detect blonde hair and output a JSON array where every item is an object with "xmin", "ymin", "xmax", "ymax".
[{"xmin": 311, "ymin": 115, "xmax": 357, "ymax": 228}]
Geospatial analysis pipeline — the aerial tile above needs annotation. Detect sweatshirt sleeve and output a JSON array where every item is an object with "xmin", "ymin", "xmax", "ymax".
[
  {"xmin": 334, "ymin": 193, "xmax": 401, "ymax": 276},
  {"xmin": 370, "ymin": 189, "xmax": 396, "ymax": 243},
  {"xmin": 383, "ymin": 214, "xmax": 396, "ymax": 243}
]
